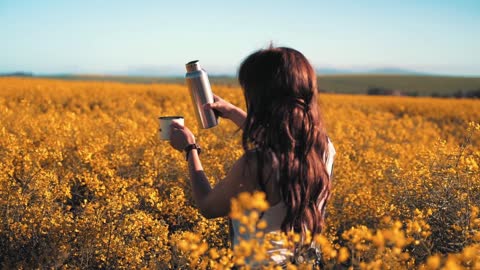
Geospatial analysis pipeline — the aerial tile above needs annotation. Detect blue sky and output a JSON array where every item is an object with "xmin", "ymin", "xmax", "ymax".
[{"xmin": 1, "ymin": 0, "xmax": 479, "ymax": 76}]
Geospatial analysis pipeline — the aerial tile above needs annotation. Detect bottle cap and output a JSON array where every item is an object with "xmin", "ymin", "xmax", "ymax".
[{"xmin": 186, "ymin": 60, "xmax": 201, "ymax": 72}]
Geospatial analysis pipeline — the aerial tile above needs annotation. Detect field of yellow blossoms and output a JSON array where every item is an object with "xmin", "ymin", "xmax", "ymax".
[{"xmin": 0, "ymin": 77, "xmax": 479, "ymax": 269}]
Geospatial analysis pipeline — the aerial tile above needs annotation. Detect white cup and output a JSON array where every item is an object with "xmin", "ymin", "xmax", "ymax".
[{"xmin": 158, "ymin": 116, "xmax": 184, "ymax": 140}]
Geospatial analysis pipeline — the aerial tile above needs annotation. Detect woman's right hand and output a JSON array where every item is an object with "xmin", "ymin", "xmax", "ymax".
[
  {"xmin": 205, "ymin": 94, "xmax": 247, "ymax": 130},
  {"xmin": 204, "ymin": 94, "xmax": 236, "ymax": 120}
]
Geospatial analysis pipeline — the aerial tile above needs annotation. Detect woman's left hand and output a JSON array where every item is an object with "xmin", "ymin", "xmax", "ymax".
[{"xmin": 169, "ymin": 121, "xmax": 196, "ymax": 152}]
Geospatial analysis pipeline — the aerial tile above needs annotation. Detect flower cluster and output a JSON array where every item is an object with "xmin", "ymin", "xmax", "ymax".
[{"xmin": 0, "ymin": 77, "xmax": 478, "ymax": 269}]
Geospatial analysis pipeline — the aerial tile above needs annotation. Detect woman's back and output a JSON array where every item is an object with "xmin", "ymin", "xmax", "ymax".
[
  {"xmin": 231, "ymin": 138, "xmax": 336, "ymax": 265},
  {"xmin": 261, "ymin": 137, "xmax": 336, "ymax": 229}
]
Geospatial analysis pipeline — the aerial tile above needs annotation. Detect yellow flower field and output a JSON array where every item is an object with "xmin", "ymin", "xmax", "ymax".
[{"xmin": 0, "ymin": 77, "xmax": 479, "ymax": 269}]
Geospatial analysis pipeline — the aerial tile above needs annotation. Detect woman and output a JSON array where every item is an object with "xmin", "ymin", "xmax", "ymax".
[{"xmin": 169, "ymin": 46, "xmax": 335, "ymax": 266}]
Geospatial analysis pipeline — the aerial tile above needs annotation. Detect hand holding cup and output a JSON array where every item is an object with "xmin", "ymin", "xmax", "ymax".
[
  {"xmin": 158, "ymin": 116, "xmax": 184, "ymax": 140},
  {"xmin": 169, "ymin": 121, "xmax": 195, "ymax": 152}
]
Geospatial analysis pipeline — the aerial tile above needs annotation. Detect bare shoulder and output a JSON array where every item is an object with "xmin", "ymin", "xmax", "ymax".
[
  {"xmin": 227, "ymin": 150, "xmax": 279, "ymax": 201},
  {"xmin": 228, "ymin": 150, "xmax": 259, "ymax": 192},
  {"xmin": 197, "ymin": 150, "xmax": 260, "ymax": 218}
]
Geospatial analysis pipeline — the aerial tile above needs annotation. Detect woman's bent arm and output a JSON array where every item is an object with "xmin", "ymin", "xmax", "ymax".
[{"xmin": 229, "ymin": 106, "xmax": 247, "ymax": 130}]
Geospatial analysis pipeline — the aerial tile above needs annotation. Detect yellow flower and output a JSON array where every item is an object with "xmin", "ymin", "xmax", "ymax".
[
  {"xmin": 338, "ymin": 247, "xmax": 350, "ymax": 263},
  {"xmin": 1, "ymin": 78, "xmax": 479, "ymax": 269}
]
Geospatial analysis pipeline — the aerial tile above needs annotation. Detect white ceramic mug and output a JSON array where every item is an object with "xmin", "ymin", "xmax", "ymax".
[{"xmin": 158, "ymin": 116, "xmax": 184, "ymax": 140}]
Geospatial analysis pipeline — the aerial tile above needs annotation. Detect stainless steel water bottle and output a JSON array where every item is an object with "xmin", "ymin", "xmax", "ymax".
[{"xmin": 185, "ymin": 60, "xmax": 218, "ymax": 129}]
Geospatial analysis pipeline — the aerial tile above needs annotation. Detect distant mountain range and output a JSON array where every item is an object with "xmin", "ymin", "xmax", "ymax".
[
  {"xmin": 122, "ymin": 66, "xmax": 429, "ymax": 76},
  {"xmin": 366, "ymin": 67, "xmax": 426, "ymax": 75},
  {"xmin": 0, "ymin": 71, "xmax": 34, "ymax": 77},
  {"xmin": 120, "ymin": 66, "xmax": 184, "ymax": 77},
  {"xmin": 316, "ymin": 67, "xmax": 426, "ymax": 75},
  {"xmin": 0, "ymin": 67, "xmax": 445, "ymax": 77}
]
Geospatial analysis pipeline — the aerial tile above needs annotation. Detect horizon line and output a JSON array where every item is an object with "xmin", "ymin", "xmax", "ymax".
[{"xmin": 2, "ymin": 71, "xmax": 480, "ymax": 79}]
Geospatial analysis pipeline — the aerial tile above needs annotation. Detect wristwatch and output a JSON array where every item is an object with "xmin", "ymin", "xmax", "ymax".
[{"xmin": 184, "ymin": 143, "xmax": 201, "ymax": 161}]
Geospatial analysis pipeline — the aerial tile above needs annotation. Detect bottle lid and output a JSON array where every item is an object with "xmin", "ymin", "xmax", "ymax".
[{"xmin": 186, "ymin": 60, "xmax": 201, "ymax": 72}]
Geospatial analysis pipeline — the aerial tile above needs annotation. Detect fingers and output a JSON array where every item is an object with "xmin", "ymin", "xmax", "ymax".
[
  {"xmin": 204, "ymin": 102, "xmax": 217, "ymax": 110},
  {"xmin": 168, "ymin": 124, "xmax": 175, "ymax": 137},
  {"xmin": 205, "ymin": 94, "xmax": 225, "ymax": 110},
  {"xmin": 170, "ymin": 121, "xmax": 184, "ymax": 129}
]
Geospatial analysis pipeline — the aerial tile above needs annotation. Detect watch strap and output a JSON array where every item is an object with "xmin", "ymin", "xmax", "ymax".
[{"xmin": 184, "ymin": 143, "xmax": 201, "ymax": 161}]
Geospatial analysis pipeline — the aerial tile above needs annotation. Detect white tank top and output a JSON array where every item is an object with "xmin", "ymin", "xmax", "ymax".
[{"xmin": 232, "ymin": 139, "xmax": 336, "ymax": 265}]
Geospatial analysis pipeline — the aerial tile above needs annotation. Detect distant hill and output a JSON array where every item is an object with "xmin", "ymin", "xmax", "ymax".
[
  {"xmin": 7, "ymin": 73, "xmax": 478, "ymax": 97},
  {"xmin": 121, "ymin": 66, "xmax": 183, "ymax": 77},
  {"xmin": 318, "ymin": 74, "xmax": 480, "ymax": 96},
  {"xmin": 316, "ymin": 67, "xmax": 426, "ymax": 75},
  {"xmin": 366, "ymin": 67, "xmax": 426, "ymax": 75},
  {"xmin": 0, "ymin": 71, "xmax": 34, "ymax": 77},
  {"xmin": 316, "ymin": 68, "xmax": 353, "ymax": 75}
]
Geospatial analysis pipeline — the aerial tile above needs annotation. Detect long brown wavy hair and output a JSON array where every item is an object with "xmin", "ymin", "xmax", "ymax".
[{"xmin": 238, "ymin": 46, "xmax": 331, "ymax": 238}]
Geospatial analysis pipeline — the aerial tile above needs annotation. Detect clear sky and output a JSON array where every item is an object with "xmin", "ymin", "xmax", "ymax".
[{"xmin": 1, "ymin": 0, "xmax": 479, "ymax": 76}]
